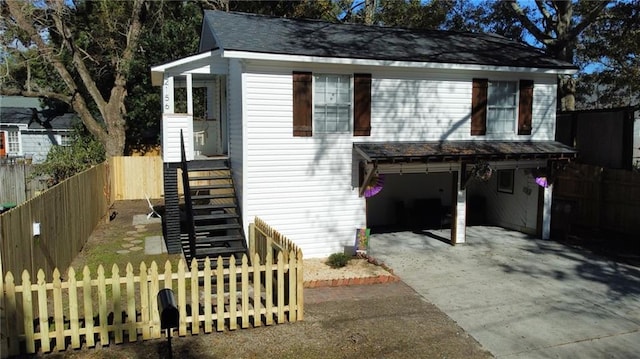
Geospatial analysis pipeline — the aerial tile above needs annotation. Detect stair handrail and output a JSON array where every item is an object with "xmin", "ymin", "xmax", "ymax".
[{"xmin": 180, "ymin": 130, "xmax": 197, "ymax": 258}]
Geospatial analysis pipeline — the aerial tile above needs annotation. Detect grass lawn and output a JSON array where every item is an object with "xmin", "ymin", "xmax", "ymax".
[{"xmin": 68, "ymin": 200, "xmax": 183, "ymax": 275}]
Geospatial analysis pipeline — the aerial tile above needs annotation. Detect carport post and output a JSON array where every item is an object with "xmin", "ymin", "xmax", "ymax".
[
  {"xmin": 453, "ymin": 168, "xmax": 466, "ymax": 244},
  {"xmin": 542, "ymin": 184, "xmax": 553, "ymax": 240}
]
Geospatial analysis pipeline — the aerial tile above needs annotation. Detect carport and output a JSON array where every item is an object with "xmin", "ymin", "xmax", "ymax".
[{"xmin": 355, "ymin": 141, "xmax": 577, "ymax": 244}]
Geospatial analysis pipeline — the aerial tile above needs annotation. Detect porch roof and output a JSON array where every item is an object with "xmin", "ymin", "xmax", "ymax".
[{"xmin": 354, "ymin": 141, "xmax": 578, "ymax": 163}]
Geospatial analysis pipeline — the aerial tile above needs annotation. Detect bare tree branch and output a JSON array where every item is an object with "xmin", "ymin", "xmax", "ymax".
[
  {"xmin": 509, "ymin": 1, "xmax": 555, "ymax": 45},
  {"xmin": 49, "ymin": 0, "xmax": 108, "ymax": 111},
  {"xmin": 6, "ymin": 0, "xmax": 108, "ymax": 144},
  {"xmin": 0, "ymin": 87, "xmax": 72, "ymax": 103},
  {"xmin": 568, "ymin": 1, "xmax": 611, "ymax": 40},
  {"xmin": 535, "ymin": 0, "xmax": 552, "ymax": 25}
]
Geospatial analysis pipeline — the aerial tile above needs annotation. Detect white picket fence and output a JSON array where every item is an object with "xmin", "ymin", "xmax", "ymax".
[{"xmin": 0, "ymin": 250, "xmax": 303, "ymax": 356}]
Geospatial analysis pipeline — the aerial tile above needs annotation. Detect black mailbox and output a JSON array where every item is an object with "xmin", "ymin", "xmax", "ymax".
[{"xmin": 157, "ymin": 288, "xmax": 179, "ymax": 329}]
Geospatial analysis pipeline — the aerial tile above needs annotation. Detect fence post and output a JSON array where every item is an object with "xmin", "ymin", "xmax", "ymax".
[
  {"xmin": 248, "ymin": 223, "xmax": 256, "ymax": 261},
  {"xmin": 0, "ymin": 267, "xmax": 6, "ymax": 358},
  {"xmin": 3, "ymin": 272, "xmax": 19, "ymax": 357},
  {"xmin": 296, "ymin": 250, "xmax": 304, "ymax": 321}
]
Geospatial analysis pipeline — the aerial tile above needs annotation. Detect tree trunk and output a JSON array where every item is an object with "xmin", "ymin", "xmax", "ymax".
[
  {"xmin": 104, "ymin": 126, "xmax": 126, "ymax": 158},
  {"xmin": 102, "ymin": 82, "xmax": 129, "ymax": 157},
  {"xmin": 4, "ymin": 0, "xmax": 143, "ymax": 158},
  {"xmin": 554, "ymin": 1, "xmax": 576, "ymax": 111},
  {"xmin": 364, "ymin": 0, "xmax": 375, "ymax": 25},
  {"xmin": 558, "ymin": 76, "xmax": 576, "ymax": 111}
]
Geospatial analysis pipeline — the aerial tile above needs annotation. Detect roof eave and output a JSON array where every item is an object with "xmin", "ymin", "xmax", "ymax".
[{"xmin": 222, "ymin": 50, "xmax": 578, "ymax": 75}]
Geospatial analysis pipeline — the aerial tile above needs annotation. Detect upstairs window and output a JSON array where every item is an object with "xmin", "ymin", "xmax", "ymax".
[
  {"xmin": 487, "ymin": 81, "xmax": 517, "ymax": 134},
  {"xmin": 471, "ymin": 79, "xmax": 533, "ymax": 136},
  {"xmin": 314, "ymin": 74, "xmax": 352, "ymax": 134},
  {"xmin": 293, "ymin": 72, "xmax": 370, "ymax": 137}
]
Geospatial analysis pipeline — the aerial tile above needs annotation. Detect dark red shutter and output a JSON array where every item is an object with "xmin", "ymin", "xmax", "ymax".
[
  {"xmin": 0, "ymin": 132, "xmax": 5, "ymax": 157},
  {"xmin": 353, "ymin": 73, "xmax": 372, "ymax": 136},
  {"xmin": 471, "ymin": 78, "xmax": 488, "ymax": 136},
  {"xmin": 292, "ymin": 72, "xmax": 312, "ymax": 137},
  {"xmin": 518, "ymin": 80, "xmax": 534, "ymax": 135}
]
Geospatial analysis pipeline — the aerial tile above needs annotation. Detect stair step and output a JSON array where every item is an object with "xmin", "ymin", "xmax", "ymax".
[
  {"xmin": 193, "ymin": 213, "xmax": 239, "ymax": 221},
  {"xmin": 193, "ymin": 203, "xmax": 237, "ymax": 210},
  {"xmin": 188, "ymin": 174, "xmax": 231, "ymax": 181},
  {"xmin": 184, "ymin": 234, "xmax": 246, "ymax": 245},
  {"xmin": 192, "ymin": 193, "xmax": 236, "ymax": 200},
  {"xmin": 187, "ymin": 166, "xmax": 229, "ymax": 172},
  {"xmin": 189, "ymin": 246, "xmax": 247, "ymax": 258},
  {"xmin": 191, "ymin": 183, "xmax": 233, "ymax": 190},
  {"xmin": 195, "ymin": 223, "xmax": 242, "ymax": 232},
  {"xmin": 188, "ymin": 159, "xmax": 228, "ymax": 169}
]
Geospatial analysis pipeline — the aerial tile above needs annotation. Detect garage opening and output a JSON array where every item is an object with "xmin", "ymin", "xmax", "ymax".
[{"xmin": 366, "ymin": 172, "xmax": 454, "ymax": 235}]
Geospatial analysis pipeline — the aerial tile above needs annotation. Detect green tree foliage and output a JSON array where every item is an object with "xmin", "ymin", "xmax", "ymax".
[
  {"xmin": 575, "ymin": 1, "xmax": 640, "ymax": 109},
  {"xmin": 1, "ymin": 0, "xmax": 146, "ymax": 157},
  {"xmin": 447, "ymin": 1, "xmax": 610, "ymax": 111},
  {"xmin": 32, "ymin": 123, "xmax": 106, "ymax": 187},
  {"xmin": 374, "ymin": 0, "xmax": 452, "ymax": 29},
  {"xmin": 125, "ymin": 1, "xmax": 203, "ymax": 153}
]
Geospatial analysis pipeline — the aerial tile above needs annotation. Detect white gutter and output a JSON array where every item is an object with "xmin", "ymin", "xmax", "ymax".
[{"xmin": 222, "ymin": 50, "xmax": 578, "ymax": 75}]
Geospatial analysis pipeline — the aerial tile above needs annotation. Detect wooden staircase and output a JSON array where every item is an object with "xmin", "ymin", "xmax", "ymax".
[{"xmin": 181, "ymin": 159, "xmax": 247, "ymax": 268}]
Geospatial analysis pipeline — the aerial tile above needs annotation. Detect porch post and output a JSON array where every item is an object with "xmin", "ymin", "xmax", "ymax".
[
  {"xmin": 186, "ymin": 74, "xmax": 193, "ymax": 114},
  {"xmin": 542, "ymin": 184, "xmax": 553, "ymax": 240},
  {"xmin": 162, "ymin": 76, "xmax": 174, "ymax": 114},
  {"xmin": 454, "ymin": 168, "xmax": 467, "ymax": 244}
]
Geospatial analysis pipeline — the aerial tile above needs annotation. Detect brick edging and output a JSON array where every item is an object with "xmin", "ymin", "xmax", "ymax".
[{"xmin": 303, "ymin": 274, "xmax": 399, "ymax": 288}]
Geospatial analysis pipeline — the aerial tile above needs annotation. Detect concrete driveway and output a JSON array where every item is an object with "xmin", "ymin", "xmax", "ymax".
[{"xmin": 370, "ymin": 226, "xmax": 640, "ymax": 358}]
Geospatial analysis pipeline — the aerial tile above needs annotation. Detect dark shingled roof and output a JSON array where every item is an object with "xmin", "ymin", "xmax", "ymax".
[
  {"xmin": 355, "ymin": 141, "xmax": 577, "ymax": 163},
  {"xmin": 202, "ymin": 10, "xmax": 576, "ymax": 70},
  {"xmin": 0, "ymin": 107, "xmax": 76, "ymax": 130}
]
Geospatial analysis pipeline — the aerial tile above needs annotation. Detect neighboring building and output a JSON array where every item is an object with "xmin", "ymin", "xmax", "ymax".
[
  {"xmin": 151, "ymin": 11, "xmax": 577, "ymax": 258},
  {"xmin": 556, "ymin": 106, "xmax": 638, "ymax": 170},
  {"xmin": 0, "ymin": 104, "xmax": 75, "ymax": 163}
]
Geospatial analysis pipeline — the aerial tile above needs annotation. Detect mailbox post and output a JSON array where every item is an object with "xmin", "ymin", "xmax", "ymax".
[{"xmin": 157, "ymin": 289, "xmax": 179, "ymax": 359}]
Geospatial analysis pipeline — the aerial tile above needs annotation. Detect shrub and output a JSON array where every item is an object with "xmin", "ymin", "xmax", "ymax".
[
  {"xmin": 31, "ymin": 122, "xmax": 105, "ymax": 187},
  {"xmin": 326, "ymin": 252, "xmax": 351, "ymax": 268}
]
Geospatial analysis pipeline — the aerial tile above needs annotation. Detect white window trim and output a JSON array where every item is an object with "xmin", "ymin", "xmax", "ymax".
[
  {"xmin": 6, "ymin": 129, "xmax": 22, "ymax": 156},
  {"xmin": 486, "ymin": 80, "xmax": 519, "ymax": 135},
  {"xmin": 313, "ymin": 73, "xmax": 353, "ymax": 134},
  {"xmin": 55, "ymin": 133, "xmax": 73, "ymax": 146}
]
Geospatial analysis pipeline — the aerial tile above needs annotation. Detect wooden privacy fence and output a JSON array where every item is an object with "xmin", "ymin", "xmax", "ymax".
[
  {"xmin": 0, "ymin": 162, "xmax": 48, "ymax": 205},
  {"xmin": 110, "ymin": 156, "xmax": 164, "ymax": 200},
  {"xmin": 110, "ymin": 156, "xmax": 196, "ymax": 200},
  {"xmin": 0, "ymin": 163, "xmax": 110, "ymax": 277},
  {"xmin": 553, "ymin": 163, "xmax": 640, "ymax": 237},
  {"xmin": 1, "ymin": 218, "xmax": 304, "ymax": 357}
]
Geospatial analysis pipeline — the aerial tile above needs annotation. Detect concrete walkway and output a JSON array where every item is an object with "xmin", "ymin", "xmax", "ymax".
[{"xmin": 371, "ymin": 226, "xmax": 640, "ymax": 358}]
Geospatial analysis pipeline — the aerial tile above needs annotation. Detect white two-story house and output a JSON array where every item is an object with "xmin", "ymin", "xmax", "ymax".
[{"xmin": 151, "ymin": 11, "xmax": 577, "ymax": 259}]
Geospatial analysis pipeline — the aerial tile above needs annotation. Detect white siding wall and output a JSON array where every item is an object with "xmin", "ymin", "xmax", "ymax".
[
  {"xmin": 370, "ymin": 71, "xmax": 557, "ymax": 142},
  {"xmin": 239, "ymin": 61, "xmax": 559, "ymax": 257},
  {"xmin": 21, "ymin": 132, "xmax": 62, "ymax": 163},
  {"xmin": 227, "ymin": 59, "xmax": 245, "ymax": 209},
  {"xmin": 162, "ymin": 114, "xmax": 194, "ymax": 163},
  {"xmin": 242, "ymin": 65, "xmax": 365, "ymax": 258}
]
